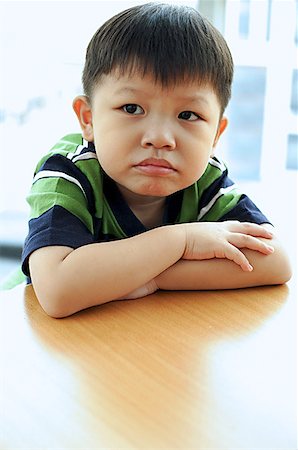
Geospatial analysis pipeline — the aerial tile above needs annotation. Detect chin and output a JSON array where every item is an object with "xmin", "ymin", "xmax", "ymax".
[{"xmin": 136, "ymin": 183, "xmax": 177, "ymax": 197}]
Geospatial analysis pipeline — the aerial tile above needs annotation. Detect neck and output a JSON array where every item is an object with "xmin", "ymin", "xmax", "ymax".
[{"xmin": 117, "ymin": 184, "xmax": 166, "ymax": 228}]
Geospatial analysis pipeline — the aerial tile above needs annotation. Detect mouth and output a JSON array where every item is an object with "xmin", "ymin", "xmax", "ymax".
[{"xmin": 134, "ymin": 158, "xmax": 176, "ymax": 175}]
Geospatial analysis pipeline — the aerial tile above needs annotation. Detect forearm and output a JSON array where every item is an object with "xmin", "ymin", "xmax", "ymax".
[
  {"xmin": 30, "ymin": 225, "xmax": 185, "ymax": 317},
  {"xmin": 156, "ymin": 239, "xmax": 292, "ymax": 291},
  {"xmin": 30, "ymin": 221, "xmax": 285, "ymax": 317}
]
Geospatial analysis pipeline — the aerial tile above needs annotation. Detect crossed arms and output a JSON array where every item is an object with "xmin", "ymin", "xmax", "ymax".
[{"xmin": 28, "ymin": 221, "xmax": 292, "ymax": 318}]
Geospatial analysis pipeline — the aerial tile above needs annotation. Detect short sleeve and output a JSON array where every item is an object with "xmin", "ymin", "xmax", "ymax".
[
  {"xmin": 218, "ymin": 194, "xmax": 271, "ymax": 224},
  {"xmin": 195, "ymin": 157, "xmax": 271, "ymax": 225},
  {"xmin": 21, "ymin": 153, "xmax": 96, "ymax": 277}
]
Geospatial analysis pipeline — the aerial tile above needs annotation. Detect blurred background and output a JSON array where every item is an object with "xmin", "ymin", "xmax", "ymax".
[{"xmin": 0, "ymin": 0, "xmax": 297, "ymax": 284}]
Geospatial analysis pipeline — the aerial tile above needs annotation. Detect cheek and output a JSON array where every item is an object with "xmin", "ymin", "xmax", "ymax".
[
  {"xmin": 187, "ymin": 162, "xmax": 209, "ymax": 183},
  {"xmin": 93, "ymin": 136, "xmax": 114, "ymax": 170},
  {"xmin": 95, "ymin": 145, "xmax": 116, "ymax": 172},
  {"xmin": 93, "ymin": 118, "xmax": 135, "ymax": 151},
  {"xmin": 94, "ymin": 135, "xmax": 128, "ymax": 182},
  {"xmin": 183, "ymin": 138, "xmax": 213, "ymax": 175}
]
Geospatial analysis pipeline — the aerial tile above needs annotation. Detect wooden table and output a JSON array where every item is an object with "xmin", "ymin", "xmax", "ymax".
[{"xmin": 1, "ymin": 276, "xmax": 296, "ymax": 449}]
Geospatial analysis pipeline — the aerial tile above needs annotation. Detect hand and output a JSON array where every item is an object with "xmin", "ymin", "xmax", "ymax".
[
  {"xmin": 117, "ymin": 279, "xmax": 159, "ymax": 300},
  {"xmin": 182, "ymin": 221, "xmax": 274, "ymax": 272}
]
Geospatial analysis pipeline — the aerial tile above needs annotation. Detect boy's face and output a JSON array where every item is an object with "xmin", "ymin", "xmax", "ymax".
[{"xmin": 74, "ymin": 71, "xmax": 227, "ymax": 200}]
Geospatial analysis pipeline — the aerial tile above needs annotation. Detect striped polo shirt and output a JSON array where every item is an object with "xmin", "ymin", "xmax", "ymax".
[{"xmin": 21, "ymin": 133, "xmax": 269, "ymax": 277}]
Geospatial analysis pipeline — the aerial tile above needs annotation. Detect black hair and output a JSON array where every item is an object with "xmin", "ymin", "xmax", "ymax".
[{"xmin": 82, "ymin": 2, "xmax": 233, "ymax": 114}]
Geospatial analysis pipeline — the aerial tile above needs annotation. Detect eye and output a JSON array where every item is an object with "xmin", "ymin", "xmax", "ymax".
[
  {"xmin": 178, "ymin": 111, "xmax": 200, "ymax": 121},
  {"xmin": 122, "ymin": 104, "xmax": 144, "ymax": 115}
]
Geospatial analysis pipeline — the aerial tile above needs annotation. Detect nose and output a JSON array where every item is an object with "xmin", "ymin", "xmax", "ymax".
[{"xmin": 141, "ymin": 121, "xmax": 176, "ymax": 150}]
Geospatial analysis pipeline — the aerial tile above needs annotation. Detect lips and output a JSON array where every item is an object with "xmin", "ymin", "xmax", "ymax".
[{"xmin": 134, "ymin": 158, "xmax": 176, "ymax": 176}]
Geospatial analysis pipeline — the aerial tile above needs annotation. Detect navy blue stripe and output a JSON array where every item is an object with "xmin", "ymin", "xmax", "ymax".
[
  {"xmin": 72, "ymin": 140, "xmax": 96, "ymax": 156},
  {"xmin": 21, "ymin": 205, "xmax": 96, "ymax": 276},
  {"xmin": 103, "ymin": 173, "xmax": 146, "ymax": 236},
  {"xmin": 85, "ymin": 141, "xmax": 96, "ymax": 153},
  {"xmin": 39, "ymin": 154, "xmax": 95, "ymax": 215},
  {"xmin": 163, "ymin": 190, "xmax": 183, "ymax": 224},
  {"xmin": 21, "ymin": 205, "xmax": 122, "ymax": 279},
  {"xmin": 199, "ymin": 167, "xmax": 234, "ymax": 210},
  {"xmin": 219, "ymin": 195, "xmax": 271, "ymax": 224},
  {"xmin": 103, "ymin": 173, "xmax": 183, "ymax": 236}
]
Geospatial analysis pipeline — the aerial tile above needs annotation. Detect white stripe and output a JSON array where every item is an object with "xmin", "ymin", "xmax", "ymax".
[
  {"xmin": 208, "ymin": 157, "xmax": 226, "ymax": 172},
  {"xmin": 32, "ymin": 170, "xmax": 87, "ymax": 198},
  {"xmin": 197, "ymin": 184, "xmax": 238, "ymax": 220},
  {"xmin": 67, "ymin": 143, "xmax": 88, "ymax": 160},
  {"xmin": 72, "ymin": 152, "xmax": 98, "ymax": 163},
  {"xmin": 74, "ymin": 144, "xmax": 85, "ymax": 156}
]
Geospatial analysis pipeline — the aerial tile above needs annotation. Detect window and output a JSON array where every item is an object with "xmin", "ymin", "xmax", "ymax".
[
  {"xmin": 0, "ymin": 0, "xmax": 296, "ymax": 257},
  {"xmin": 218, "ymin": 0, "xmax": 298, "ymax": 182}
]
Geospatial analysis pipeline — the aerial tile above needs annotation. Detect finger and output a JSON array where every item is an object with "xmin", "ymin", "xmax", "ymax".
[
  {"xmin": 119, "ymin": 280, "xmax": 158, "ymax": 300},
  {"xmin": 117, "ymin": 286, "xmax": 146, "ymax": 300},
  {"xmin": 215, "ymin": 243, "xmax": 253, "ymax": 272},
  {"xmin": 228, "ymin": 222, "xmax": 274, "ymax": 239},
  {"xmin": 229, "ymin": 233, "xmax": 275, "ymax": 255}
]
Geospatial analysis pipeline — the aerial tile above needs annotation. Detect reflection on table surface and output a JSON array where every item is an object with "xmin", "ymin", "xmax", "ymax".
[{"xmin": 0, "ymin": 278, "xmax": 296, "ymax": 449}]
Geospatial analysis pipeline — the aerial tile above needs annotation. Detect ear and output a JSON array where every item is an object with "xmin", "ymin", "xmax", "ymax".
[
  {"xmin": 213, "ymin": 116, "xmax": 228, "ymax": 148},
  {"xmin": 72, "ymin": 95, "xmax": 94, "ymax": 141}
]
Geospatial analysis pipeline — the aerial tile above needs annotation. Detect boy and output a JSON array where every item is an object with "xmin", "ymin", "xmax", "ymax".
[{"xmin": 22, "ymin": 3, "xmax": 291, "ymax": 317}]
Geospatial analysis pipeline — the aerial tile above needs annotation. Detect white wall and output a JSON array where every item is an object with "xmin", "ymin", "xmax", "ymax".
[{"xmin": 0, "ymin": 0, "xmax": 198, "ymax": 212}]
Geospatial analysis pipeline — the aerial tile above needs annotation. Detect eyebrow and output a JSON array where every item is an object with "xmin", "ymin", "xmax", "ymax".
[
  {"xmin": 113, "ymin": 86, "xmax": 212, "ymax": 107},
  {"xmin": 175, "ymin": 93, "xmax": 211, "ymax": 106},
  {"xmin": 113, "ymin": 86, "xmax": 144, "ymax": 96}
]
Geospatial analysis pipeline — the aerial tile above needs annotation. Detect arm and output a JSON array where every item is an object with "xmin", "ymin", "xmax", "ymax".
[
  {"xmin": 155, "ymin": 233, "xmax": 292, "ymax": 291},
  {"xmin": 29, "ymin": 221, "xmax": 275, "ymax": 318},
  {"xmin": 29, "ymin": 225, "xmax": 185, "ymax": 318}
]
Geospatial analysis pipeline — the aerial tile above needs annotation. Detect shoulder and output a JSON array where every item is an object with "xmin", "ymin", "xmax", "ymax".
[
  {"xmin": 35, "ymin": 134, "xmax": 98, "ymax": 171},
  {"xmin": 33, "ymin": 134, "xmax": 103, "ymax": 188},
  {"xmin": 196, "ymin": 157, "xmax": 242, "ymax": 221},
  {"xmin": 30, "ymin": 134, "xmax": 103, "ymax": 214},
  {"xmin": 195, "ymin": 156, "xmax": 233, "ymax": 197},
  {"xmin": 200, "ymin": 156, "xmax": 228, "ymax": 183}
]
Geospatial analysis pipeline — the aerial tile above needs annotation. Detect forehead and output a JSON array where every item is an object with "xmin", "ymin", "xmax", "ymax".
[{"xmin": 94, "ymin": 69, "xmax": 220, "ymax": 105}]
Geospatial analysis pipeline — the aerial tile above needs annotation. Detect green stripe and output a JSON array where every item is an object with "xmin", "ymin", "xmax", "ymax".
[
  {"xmin": 0, "ymin": 268, "xmax": 26, "ymax": 291},
  {"xmin": 51, "ymin": 133, "xmax": 83, "ymax": 152},
  {"xmin": 178, "ymin": 161, "xmax": 226, "ymax": 223},
  {"xmin": 75, "ymin": 159, "xmax": 104, "ymax": 218},
  {"xmin": 178, "ymin": 183, "xmax": 199, "ymax": 222},
  {"xmin": 27, "ymin": 177, "xmax": 94, "ymax": 233},
  {"xmin": 75, "ymin": 158, "xmax": 126, "ymax": 238},
  {"xmin": 102, "ymin": 198, "xmax": 127, "ymax": 238},
  {"xmin": 200, "ymin": 189, "xmax": 242, "ymax": 221},
  {"xmin": 35, "ymin": 134, "xmax": 83, "ymax": 173},
  {"xmin": 197, "ymin": 162, "xmax": 226, "ymax": 198}
]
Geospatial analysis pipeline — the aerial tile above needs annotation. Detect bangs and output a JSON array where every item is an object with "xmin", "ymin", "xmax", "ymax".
[
  {"xmin": 100, "ymin": 9, "xmax": 211, "ymax": 87},
  {"xmin": 83, "ymin": 3, "xmax": 233, "ymax": 112}
]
